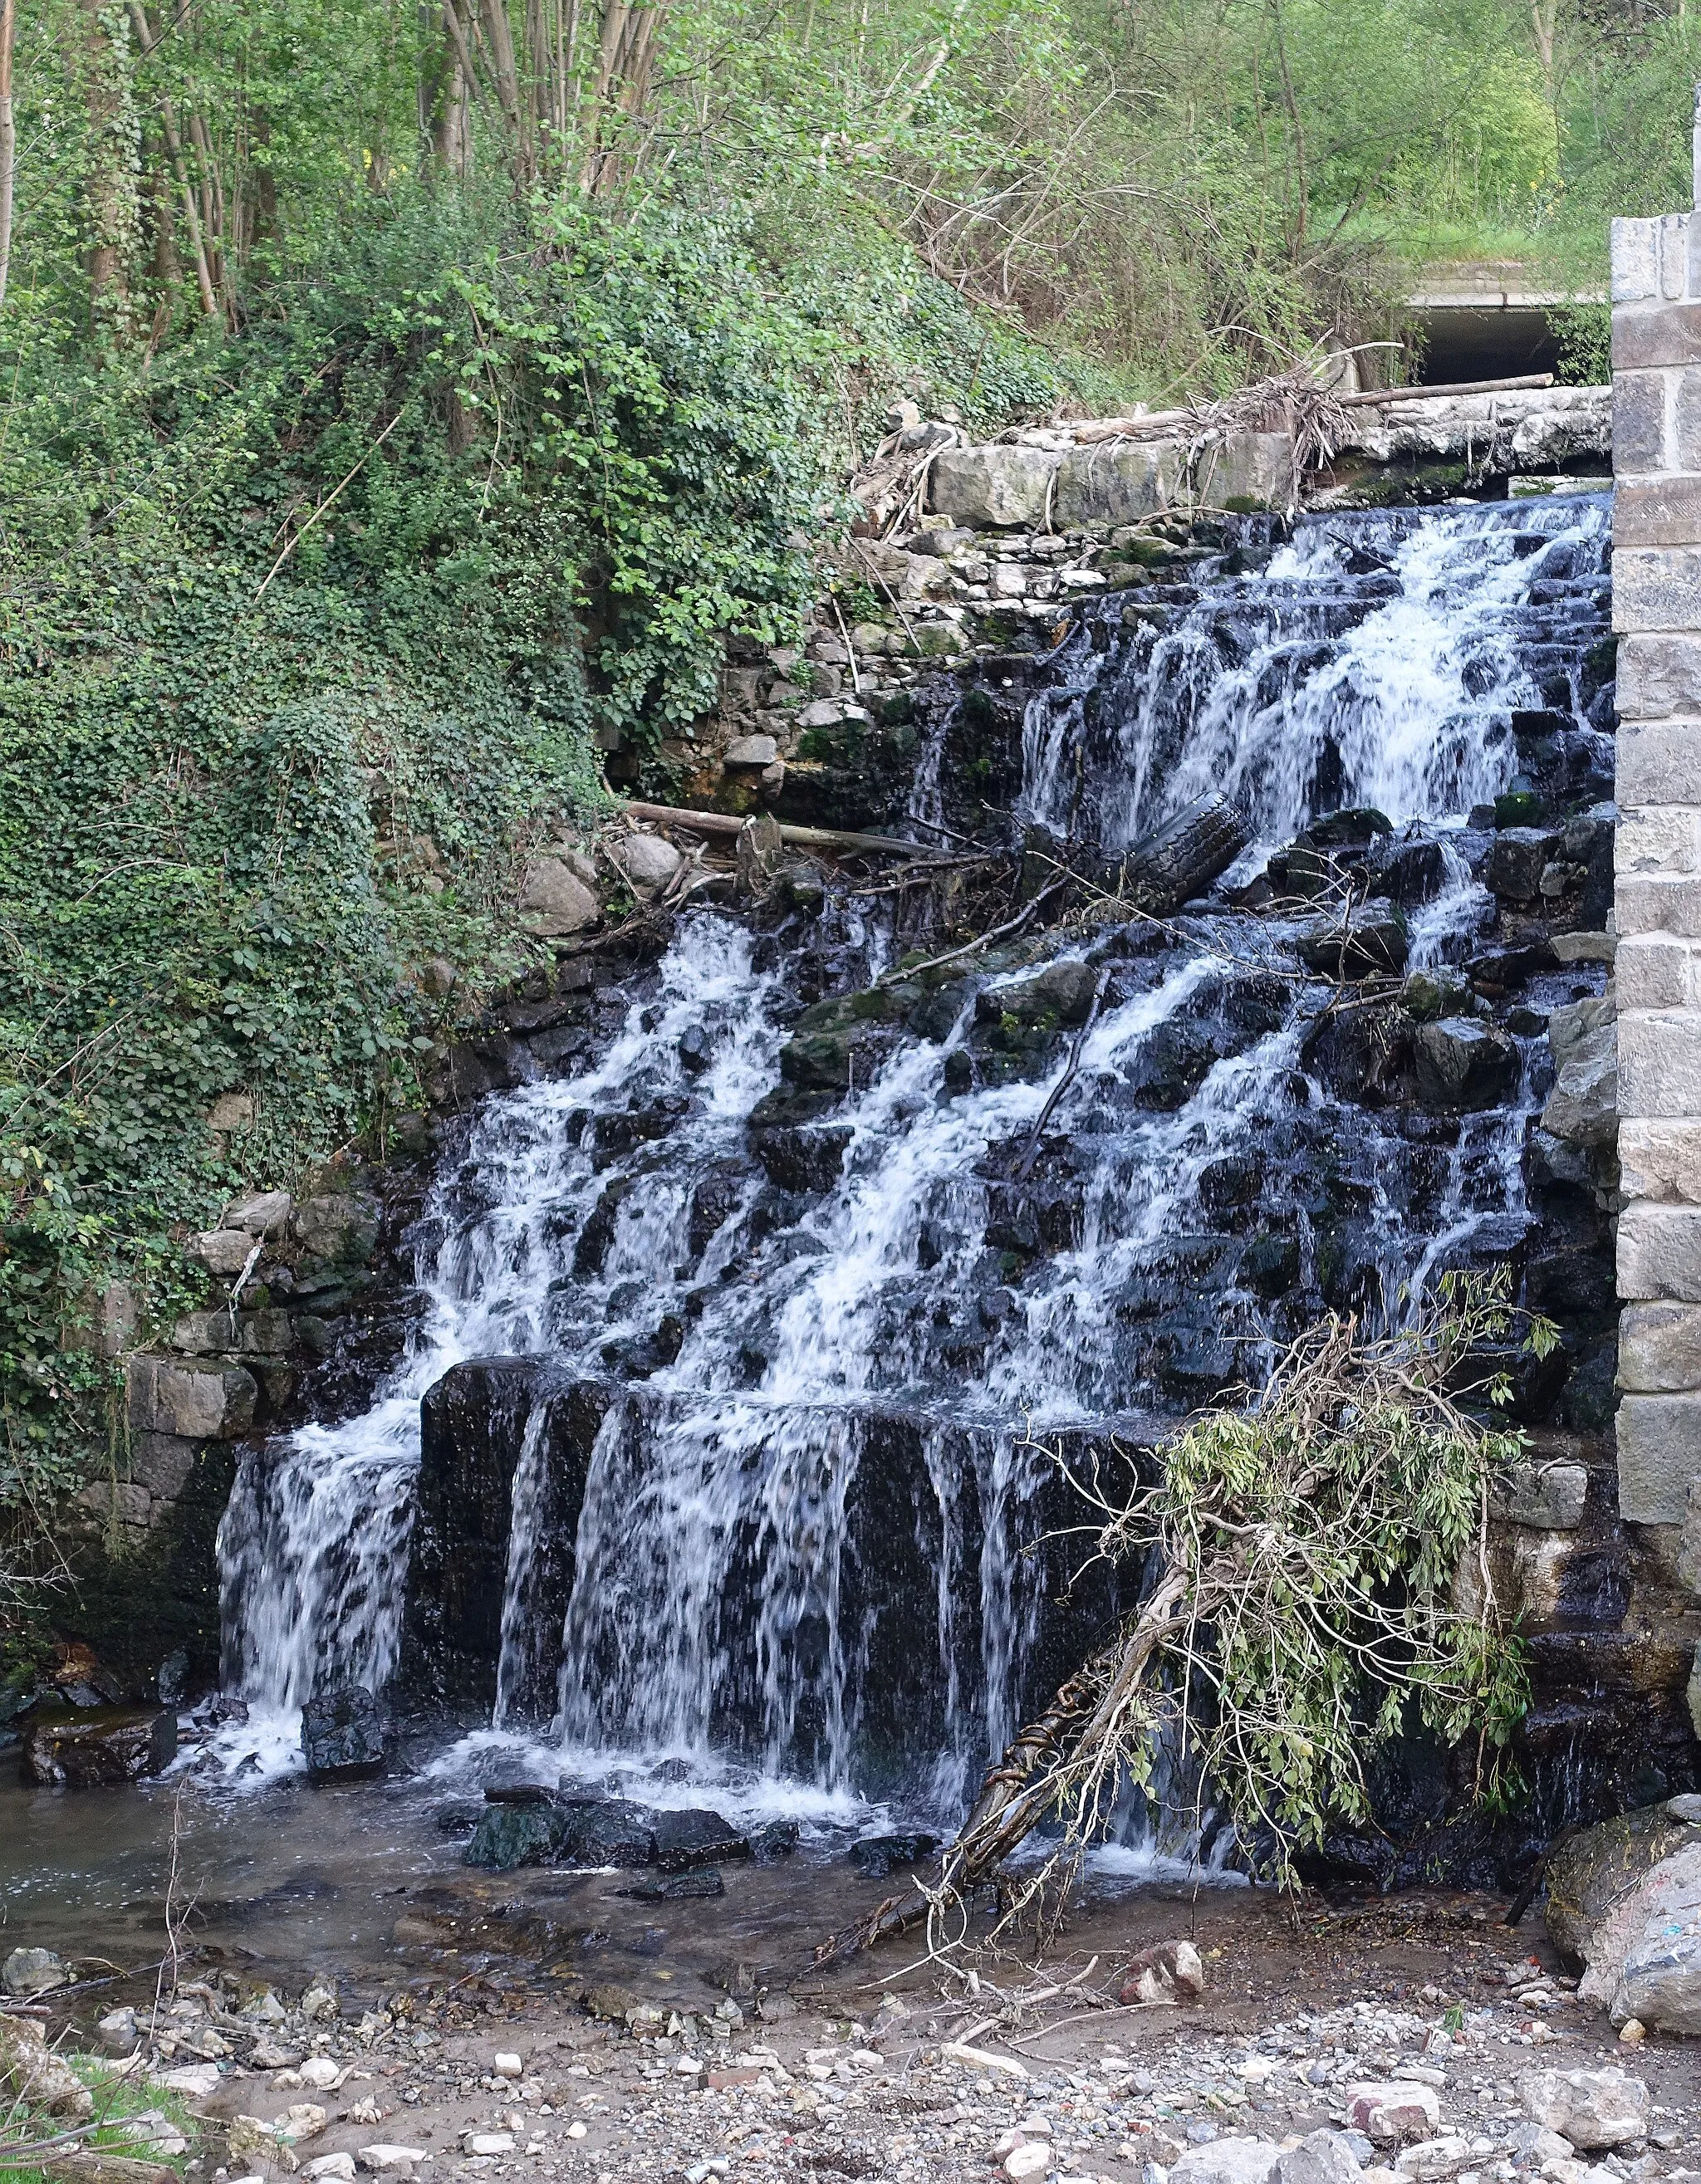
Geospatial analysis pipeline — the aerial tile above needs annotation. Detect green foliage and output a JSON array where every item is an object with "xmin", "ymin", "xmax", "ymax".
[
  {"xmin": 0, "ymin": 194, "xmax": 843, "ymax": 1500},
  {"xmin": 1038, "ymin": 1273, "xmax": 1542, "ymax": 1888}
]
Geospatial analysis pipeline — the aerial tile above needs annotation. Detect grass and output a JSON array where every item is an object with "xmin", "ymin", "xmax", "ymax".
[{"xmin": 2, "ymin": 2054, "xmax": 199, "ymax": 2184}]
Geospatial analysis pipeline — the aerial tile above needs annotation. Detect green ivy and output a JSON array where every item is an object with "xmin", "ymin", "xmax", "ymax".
[{"xmin": 0, "ymin": 193, "xmax": 840, "ymax": 1501}]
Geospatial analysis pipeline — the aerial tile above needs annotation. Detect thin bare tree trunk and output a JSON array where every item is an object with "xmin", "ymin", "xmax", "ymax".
[
  {"xmin": 434, "ymin": 0, "xmax": 477, "ymax": 173},
  {"xmin": 125, "ymin": 1, "xmax": 217, "ymax": 318},
  {"xmin": 0, "ymin": 0, "xmax": 16, "ymax": 316},
  {"xmin": 480, "ymin": 0, "xmax": 531, "ymax": 180},
  {"xmin": 578, "ymin": 0, "xmax": 669, "ymax": 193},
  {"xmin": 81, "ymin": 0, "xmax": 142, "ymax": 340}
]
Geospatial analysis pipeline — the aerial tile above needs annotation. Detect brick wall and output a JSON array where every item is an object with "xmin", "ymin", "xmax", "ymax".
[{"xmin": 1610, "ymin": 111, "xmax": 1701, "ymax": 1524}]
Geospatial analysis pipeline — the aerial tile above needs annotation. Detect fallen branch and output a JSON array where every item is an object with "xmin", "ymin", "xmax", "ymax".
[
  {"xmin": 817, "ymin": 1272, "xmax": 1547, "ymax": 1966},
  {"xmin": 620, "ymin": 801, "xmax": 954, "ymax": 863}
]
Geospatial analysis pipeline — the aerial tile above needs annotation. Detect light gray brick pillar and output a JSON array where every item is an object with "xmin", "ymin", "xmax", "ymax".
[{"xmin": 1612, "ymin": 103, "xmax": 1701, "ymax": 1522}]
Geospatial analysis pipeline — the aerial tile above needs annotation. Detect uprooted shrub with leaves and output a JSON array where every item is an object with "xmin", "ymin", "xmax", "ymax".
[{"xmin": 824, "ymin": 1270, "xmax": 1548, "ymax": 1961}]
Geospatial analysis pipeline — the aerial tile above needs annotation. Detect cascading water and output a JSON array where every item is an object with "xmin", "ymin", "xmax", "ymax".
[{"xmin": 217, "ymin": 492, "xmax": 1615, "ymax": 1834}]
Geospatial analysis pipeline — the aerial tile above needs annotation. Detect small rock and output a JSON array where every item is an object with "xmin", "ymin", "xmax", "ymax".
[
  {"xmin": 277, "ymin": 2103, "xmax": 329, "ymax": 2144},
  {"xmin": 189, "ymin": 1228, "xmax": 257, "ymax": 1276},
  {"xmin": 610, "ymin": 833, "xmax": 683, "ymax": 894},
  {"xmin": 221, "ymin": 1189, "xmax": 294, "ymax": 1236},
  {"xmin": 653, "ymin": 1808, "xmax": 750, "ymax": 1873},
  {"xmin": 1120, "ymin": 1938, "xmax": 1208, "ymax": 2005},
  {"xmin": 1345, "ymin": 2084, "xmax": 1440, "ymax": 2147},
  {"xmin": 1517, "ymin": 2068, "xmax": 1648, "ymax": 2152},
  {"xmin": 2, "ymin": 1947, "xmax": 68, "ymax": 1999},
  {"xmin": 1169, "ymin": 2139, "xmax": 1282, "ymax": 2184},
  {"xmin": 298, "ymin": 2056, "xmax": 342, "ymax": 2089},
  {"xmin": 492, "ymin": 2053, "xmax": 522, "ymax": 2077},
  {"xmin": 1273, "ymin": 2132, "xmax": 1365, "ymax": 2184},
  {"xmin": 724, "ymin": 735, "xmax": 780, "ymax": 768},
  {"xmin": 155, "ymin": 2062, "xmax": 223, "ymax": 2098},
  {"xmin": 1006, "ymin": 2146, "xmax": 1053, "ymax": 2180},
  {"xmin": 465, "ymin": 1802, "xmax": 566, "ymax": 1871},
  {"xmin": 0, "ymin": 2010, "xmax": 94, "ymax": 2115},
  {"xmin": 1619, "ymin": 2018, "xmax": 1646, "ymax": 2044},
  {"xmin": 1412, "ymin": 1017, "xmax": 1518, "ymax": 1112},
  {"xmin": 301, "ymin": 1684, "xmax": 385, "ymax": 1780},
  {"xmin": 357, "ymin": 2148, "xmax": 429, "ymax": 2172},
  {"xmin": 250, "ymin": 2037, "xmax": 300, "ymax": 2069},
  {"xmin": 306, "ymin": 2157, "xmax": 357, "ymax": 2182},
  {"xmin": 848, "ymin": 1831, "xmax": 939, "ymax": 1879},
  {"xmin": 300, "ymin": 1980, "xmax": 340, "ymax": 2021},
  {"xmin": 96, "ymin": 2005, "xmax": 139, "ymax": 2055}
]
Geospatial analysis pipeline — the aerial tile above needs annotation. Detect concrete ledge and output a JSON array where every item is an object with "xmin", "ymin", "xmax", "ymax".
[
  {"xmin": 1052, "ymin": 442, "xmax": 1182, "ymax": 528},
  {"xmin": 1622, "ymin": 1119, "xmax": 1701, "ymax": 1203},
  {"xmin": 1621, "ymin": 1302, "xmax": 1701, "ymax": 1392},
  {"xmin": 1616, "ymin": 1392, "xmax": 1701, "ymax": 1524},
  {"xmin": 1620, "ymin": 1200, "xmax": 1701, "ymax": 1299}
]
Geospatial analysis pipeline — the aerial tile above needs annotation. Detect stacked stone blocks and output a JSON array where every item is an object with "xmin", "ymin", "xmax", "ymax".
[{"xmin": 1611, "ymin": 146, "xmax": 1701, "ymax": 1522}]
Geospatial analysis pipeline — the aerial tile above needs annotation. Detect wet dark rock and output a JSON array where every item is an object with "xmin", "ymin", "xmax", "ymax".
[
  {"xmin": 1297, "ymin": 900, "xmax": 1408, "ymax": 979},
  {"xmin": 485, "ymin": 1780, "xmax": 554, "ymax": 1804},
  {"xmin": 1412, "ymin": 1017, "xmax": 1518, "ymax": 1111},
  {"xmin": 749, "ymin": 1819, "xmax": 801, "ymax": 1863},
  {"xmin": 618, "ymin": 1868, "xmax": 725, "ymax": 1901},
  {"xmin": 753, "ymin": 1124, "xmax": 853, "ymax": 1194},
  {"xmin": 436, "ymin": 1800, "xmax": 483, "ymax": 1833},
  {"xmin": 1488, "ymin": 827, "xmax": 1563, "ymax": 901},
  {"xmin": 1306, "ymin": 806, "xmax": 1392, "ymax": 845},
  {"xmin": 559, "ymin": 1799, "xmax": 659, "ymax": 1868},
  {"xmin": 301, "ymin": 1683, "xmax": 385, "ymax": 1780},
  {"xmin": 678, "ymin": 1024, "xmax": 713, "ymax": 1074},
  {"xmin": 465, "ymin": 1801, "xmax": 567, "ymax": 1870},
  {"xmin": 1400, "ymin": 969, "xmax": 1474, "ymax": 1023},
  {"xmin": 1374, "ymin": 836, "xmax": 1445, "ymax": 906},
  {"xmin": 653, "ymin": 1807, "xmax": 752, "ymax": 1873},
  {"xmin": 1240, "ymin": 1233, "xmax": 1301, "ymax": 1298},
  {"xmin": 22, "ymin": 1706, "xmax": 177, "ymax": 1787},
  {"xmin": 977, "ymin": 958, "xmax": 1099, "ymax": 1031},
  {"xmin": 905, "ymin": 979, "xmax": 974, "ymax": 1042},
  {"xmin": 849, "ymin": 1831, "xmax": 939, "ymax": 1878}
]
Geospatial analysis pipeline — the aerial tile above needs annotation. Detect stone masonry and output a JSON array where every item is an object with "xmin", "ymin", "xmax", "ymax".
[{"xmin": 1610, "ymin": 107, "xmax": 1701, "ymax": 1524}]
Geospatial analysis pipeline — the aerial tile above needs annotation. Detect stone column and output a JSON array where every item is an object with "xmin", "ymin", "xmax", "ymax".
[{"xmin": 1611, "ymin": 100, "xmax": 1701, "ymax": 1524}]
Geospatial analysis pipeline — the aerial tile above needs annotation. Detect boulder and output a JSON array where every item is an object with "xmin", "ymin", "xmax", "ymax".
[
  {"xmin": 0, "ymin": 2010, "xmax": 94, "ymax": 2116},
  {"xmin": 1487, "ymin": 828, "xmax": 1562, "ymax": 902},
  {"xmin": 560, "ymin": 1798, "xmax": 659, "ymax": 1868},
  {"xmin": 96, "ymin": 2006, "xmax": 140, "ymax": 2055},
  {"xmin": 128, "ymin": 1354, "xmax": 257, "ymax": 1440},
  {"xmin": 1400, "ymin": 970, "xmax": 1473, "ymax": 1024},
  {"xmin": 1299, "ymin": 902, "xmax": 1409, "ymax": 981},
  {"xmin": 1271, "ymin": 2134, "xmax": 1364, "ymax": 2184},
  {"xmin": 189, "ymin": 1228, "xmax": 257, "ymax": 1277},
  {"xmin": 724, "ymin": 735, "xmax": 779, "ymax": 768},
  {"xmin": 929, "ymin": 445, "xmax": 1063, "ymax": 529},
  {"xmin": 1343, "ymin": 2083, "xmax": 1439, "ymax": 2145},
  {"xmin": 1412, "ymin": 1017, "xmax": 1518, "ymax": 1111},
  {"xmin": 292, "ymin": 1194, "xmax": 380, "ymax": 1267},
  {"xmin": 222, "ymin": 1188, "xmax": 294, "ymax": 1236},
  {"xmin": 1169, "ymin": 2138, "xmax": 1282, "ymax": 2184},
  {"xmin": 1546, "ymin": 1798, "xmax": 1701, "ymax": 2035},
  {"xmin": 610, "ymin": 833, "xmax": 684, "ymax": 894},
  {"xmin": 517, "ymin": 855, "xmax": 600, "ymax": 938},
  {"xmin": 2, "ymin": 1949, "xmax": 67, "ymax": 2000},
  {"xmin": 1516, "ymin": 2067, "xmax": 1648, "ymax": 2150},
  {"xmin": 847, "ymin": 1831, "xmax": 939, "ymax": 1880},
  {"xmin": 1054, "ymin": 441, "xmax": 1183, "ymax": 528},
  {"xmin": 22, "ymin": 1707, "xmax": 177, "ymax": 1787},
  {"xmin": 981, "ymin": 960, "xmax": 1100, "ymax": 1031},
  {"xmin": 1498, "ymin": 1460, "xmax": 1588, "ymax": 1530},
  {"xmin": 301, "ymin": 1684, "xmax": 385, "ymax": 1781},
  {"xmin": 652, "ymin": 1808, "xmax": 751, "ymax": 1873},
  {"xmin": 1549, "ymin": 994, "xmax": 1616, "ymax": 1072},
  {"xmin": 1540, "ymin": 1021, "xmax": 1617, "ymax": 1148}
]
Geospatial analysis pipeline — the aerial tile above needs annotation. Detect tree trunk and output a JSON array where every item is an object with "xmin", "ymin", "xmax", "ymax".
[
  {"xmin": 126, "ymin": 2, "xmax": 218, "ymax": 319},
  {"xmin": 81, "ymin": 0, "xmax": 142, "ymax": 341},
  {"xmin": 480, "ymin": 0, "xmax": 532, "ymax": 181},
  {"xmin": 578, "ymin": 0, "xmax": 669, "ymax": 193},
  {"xmin": 432, "ymin": 2, "xmax": 476, "ymax": 174},
  {"xmin": 0, "ymin": 0, "xmax": 16, "ymax": 316}
]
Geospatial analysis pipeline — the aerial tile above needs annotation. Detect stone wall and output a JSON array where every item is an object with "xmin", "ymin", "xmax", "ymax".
[{"xmin": 1610, "ymin": 154, "xmax": 1701, "ymax": 1527}]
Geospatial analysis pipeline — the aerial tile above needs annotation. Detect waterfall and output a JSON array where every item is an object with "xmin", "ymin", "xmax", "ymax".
[{"xmin": 215, "ymin": 494, "xmax": 1613, "ymax": 1815}]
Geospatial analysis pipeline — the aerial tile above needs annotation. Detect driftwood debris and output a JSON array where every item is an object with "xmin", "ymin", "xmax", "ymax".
[{"xmin": 623, "ymin": 801, "xmax": 952, "ymax": 863}]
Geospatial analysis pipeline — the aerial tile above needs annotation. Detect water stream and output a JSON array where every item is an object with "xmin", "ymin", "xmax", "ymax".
[{"xmin": 215, "ymin": 494, "xmax": 1614, "ymax": 1831}]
